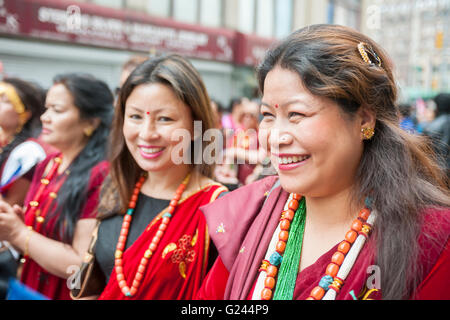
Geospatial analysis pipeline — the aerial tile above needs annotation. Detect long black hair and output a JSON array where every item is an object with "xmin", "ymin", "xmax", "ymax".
[
  {"xmin": 44, "ymin": 73, "xmax": 113, "ymax": 243},
  {"xmin": 0, "ymin": 77, "xmax": 45, "ymax": 167}
]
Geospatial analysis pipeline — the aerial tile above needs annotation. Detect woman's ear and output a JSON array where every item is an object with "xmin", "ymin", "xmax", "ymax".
[{"xmin": 358, "ymin": 107, "xmax": 377, "ymax": 140}]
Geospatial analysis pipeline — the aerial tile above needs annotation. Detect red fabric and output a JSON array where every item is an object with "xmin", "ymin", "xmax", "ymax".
[
  {"xmin": 98, "ymin": 184, "xmax": 226, "ymax": 300},
  {"xmin": 20, "ymin": 153, "xmax": 109, "ymax": 300},
  {"xmin": 196, "ymin": 257, "xmax": 229, "ymax": 300},
  {"xmin": 199, "ymin": 176, "xmax": 450, "ymax": 300},
  {"xmin": 414, "ymin": 238, "xmax": 450, "ymax": 300}
]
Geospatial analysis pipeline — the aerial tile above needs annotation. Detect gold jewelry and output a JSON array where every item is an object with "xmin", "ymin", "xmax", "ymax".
[
  {"xmin": 20, "ymin": 226, "xmax": 33, "ymax": 263},
  {"xmin": 357, "ymin": 42, "xmax": 382, "ymax": 67},
  {"xmin": 83, "ymin": 127, "xmax": 94, "ymax": 137},
  {"xmin": 0, "ymin": 82, "xmax": 28, "ymax": 133},
  {"xmin": 361, "ymin": 127, "xmax": 375, "ymax": 140}
]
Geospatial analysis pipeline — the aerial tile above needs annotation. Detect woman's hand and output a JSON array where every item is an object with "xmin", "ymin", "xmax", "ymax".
[{"xmin": 0, "ymin": 200, "xmax": 27, "ymax": 244}]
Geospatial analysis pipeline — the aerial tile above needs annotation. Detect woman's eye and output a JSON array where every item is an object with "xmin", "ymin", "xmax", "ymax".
[
  {"xmin": 288, "ymin": 112, "xmax": 304, "ymax": 118},
  {"xmin": 129, "ymin": 114, "xmax": 142, "ymax": 120},
  {"xmin": 261, "ymin": 112, "xmax": 274, "ymax": 119},
  {"xmin": 158, "ymin": 116, "xmax": 173, "ymax": 122}
]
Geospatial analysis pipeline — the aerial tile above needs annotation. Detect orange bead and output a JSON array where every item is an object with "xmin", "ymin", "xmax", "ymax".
[
  {"xmin": 170, "ymin": 199, "xmax": 178, "ymax": 207},
  {"xmin": 115, "ymin": 259, "xmax": 122, "ymax": 267},
  {"xmin": 279, "ymin": 230, "xmax": 289, "ymax": 242},
  {"xmin": 120, "ymin": 228, "xmax": 129, "ymax": 237},
  {"xmin": 140, "ymin": 258, "xmax": 148, "ymax": 266},
  {"xmin": 275, "ymin": 241, "xmax": 286, "ymax": 254},
  {"xmin": 130, "ymin": 287, "xmax": 137, "ymax": 296},
  {"xmin": 116, "ymin": 242, "xmax": 125, "ymax": 251},
  {"xmin": 149, "ymin": 242, "xmax": 158, "ymax": 252},
  {"xmin": 135, "ymin": 272, "xmax": 144, "ymax": 282},
  {"xmin": 116, "ymin": 273, "xmax": 124, "ymax": 282},
  {"xmin": 124, "ymin": 215, "xmax": 132, "ymax": 222},
  {"xmin": 132, "ymin": 279, "xmax": 140, "ymax": 289},
  {"xmin": 358, "ymin": 208, "xmax": 370, "ymax": 221},
  {"xmin": 138, "ymin": 265, "xmax": 146, "ymax": 274},
  {"xmin": 162, "ymin": 217, "xmax": 171, "ymax": 225},
  {"xmin": 131, "ymin": 194, "xmax": 138, "ymax": 202},
  {"xmin": 128, "ymin": 201, "xmax": 136, "ymax": 209},
  {"xmin": 280, "ymin": 219, "xmax": 290, "ymax": 231},
  {"xmin": 121, "ymin": 286, "xmax": 130, "ymax": 294},
  {"xmin": 351, "ymin": 219, "xmax": 363, "ymax": 232},
  {"xmin": 288, "ymin": 200, "xmax": 299, "ymax": 211},
  {"xmin": 115, "ymin": 266, "xmax": 123, "ymax": 275},
  {"xmin": 292, "ymin": 194, "xmax": 302, "ymax": 200},
  {"xmin": 337, "ymin": 241, "xmax": 351, "ymax": 254},
  {"xmin": 155, "ymin": 230, "xmax": 164, "ymax": 239},
  {"xmin": 345, "ymin": 230, "xmax": 358, "ymax": 243},
  {"xmin": 331, "ymin": 251, "xmax": 345, "ymax": 266},
  {"xmin": 310, "ymin": 286, "xmax": 325, "ymax": 300},
  {"xmin": 159, "ymin": 223, "xmax": 167, "ymax": 231},
  {"xmin": 118, "ymin": 280, "xmax": 127, "ymax": 289},
  {"xmin": 118, "ymin": 235, "xmax": 127, "ymax": 244},
  {"xmin": 264, "ymin": 276, "xmax": 276, "ymax": 289},
  {"xmin": 306, "ymin": 297, "xmax": 315, "ymax": 300},
  {"xmin": 261, "ymin": 288, "xmax": 273, "ymax": 300},
  {"xmin": 283, "ymin": 209, "xmax": 295, "ymax": 221},
  {"xmin": 325, "ymin": 263, "xmax": 339, "ymax": 278},
  {"xmin": 266, "ymin": 265, "xmax": 278, "ymax": 278}
]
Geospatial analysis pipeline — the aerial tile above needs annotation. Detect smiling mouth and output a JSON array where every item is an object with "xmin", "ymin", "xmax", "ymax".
[
  {"xmin": 140, "ymin": 147, "xmax": 165, "ymax": 154},
  {"xmin": 277, "ymin": 155, "xmax": 310, "ymax": 164}
]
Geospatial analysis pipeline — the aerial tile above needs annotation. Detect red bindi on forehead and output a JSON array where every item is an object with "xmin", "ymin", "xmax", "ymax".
[{"xmin": 275, "ymin": 104, "xmax": 279, "ymax": 109}]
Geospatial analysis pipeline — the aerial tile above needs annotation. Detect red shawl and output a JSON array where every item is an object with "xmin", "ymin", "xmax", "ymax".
[
  {"xmin": 98, "ymin": 184, "xmax": 227, "ymax": 300},
  {"xmin": 198, "ymin": 176, "xmax": 450, "ymax": 300},
  {"xmin": 20, "ymin": 153, "xmax": 109, "ymax": 300}
]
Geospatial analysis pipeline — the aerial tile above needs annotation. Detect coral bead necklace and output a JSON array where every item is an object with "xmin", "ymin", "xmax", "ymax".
[
  {"xmin": 115, "ymin": 172, "xmax": 191, "ymax": 297},
  {"xmin": 257, "ymin": 195, "xmax": 375, "ymax": 300}
]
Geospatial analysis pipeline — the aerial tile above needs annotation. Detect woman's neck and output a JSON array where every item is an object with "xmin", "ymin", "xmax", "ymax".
[
  {"xmin": 58, "ymin": 144, "xmax": 86, "ymax": 174},
  {"xmin": 303, "ymin": 187, "xmax": 361, "ymax": 230},
  {"xmin": 141, "ymin": 165, "xmax": 194, "ymax": 200}
]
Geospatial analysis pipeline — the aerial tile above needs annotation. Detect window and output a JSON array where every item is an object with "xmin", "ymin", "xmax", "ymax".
[
  {"xmin": 238, "ymin": 0, "xmax": 256, "ymax": 33},
  {"xmin": 200, "ymin": 0, "xmax": 222, "ymax": 27},
  {"xmin": 275, "ymin": 0, "xmax": 293, "ymax": 38},
  {"xmin": 256, "ymin": 0, "xmax": 274, "ymax": 37},
  {"xmin": 173, "ymin": 0, "xmax": 199, "ymax": 24},
  {"xmin": 146, "ymin": 0, "xmax": 171, "ymax": 17}
]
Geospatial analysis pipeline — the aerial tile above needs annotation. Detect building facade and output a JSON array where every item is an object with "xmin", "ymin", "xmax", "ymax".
[
  {"xmin": 361, "ymin": 0, "xmax": 450, "ymax": 101},
  {"xmin": 0, "ymin": 0, "xmax": 363, "ymax": 106}
]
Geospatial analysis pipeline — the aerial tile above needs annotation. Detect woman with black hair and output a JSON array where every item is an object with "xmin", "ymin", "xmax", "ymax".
[
  {"xmin": 0, "ymin": 78, "xmax": 47, "ymax": 206},
  {"xmin": 0, "ymin": 73, "xmax": 113, "ymax": 299}
]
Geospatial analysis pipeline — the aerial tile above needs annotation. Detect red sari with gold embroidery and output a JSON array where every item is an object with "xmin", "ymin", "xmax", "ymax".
[
  {"xmin": 19, "ymin": 153, "xmax": 109, "ymax": 300},
  {"xmin": 98, "ymin": 184, "xmax": 227, "ymax": 300}
]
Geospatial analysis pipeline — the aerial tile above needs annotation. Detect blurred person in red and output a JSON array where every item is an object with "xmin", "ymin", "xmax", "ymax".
[
  {"xmin": 0, "ymin": 73, "xmax": 113, "ymax": 299},
  {"xmin": 0, "ymin": 78, "xmax": 49, "ymax": 206}
]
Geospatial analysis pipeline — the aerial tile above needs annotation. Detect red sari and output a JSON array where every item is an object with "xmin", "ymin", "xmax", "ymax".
[
  {"xmin": 20, "ymin": 153, "xmax": 109, "ymax": 300},
  {"xmin": 98, "ymin": 183, "xmax": 227, "ymax": 300},
  {"xmin": 197, "ymin": 176, "xmax": 450, "ymax": 300}
]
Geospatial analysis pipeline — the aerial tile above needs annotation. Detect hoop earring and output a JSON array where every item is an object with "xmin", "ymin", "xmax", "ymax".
[{"xmin": 361, "ymin": 127, "xmax": 375, "ymax": 140}]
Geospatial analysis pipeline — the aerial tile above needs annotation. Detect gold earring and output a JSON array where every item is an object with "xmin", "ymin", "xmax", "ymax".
[
  {"xmin": 361, "ymin": 127, "xmax": 375, "ymax": 140},
  {"xmin": 84, "ymin": 127, "xmax": 94, "ymax": 137}
]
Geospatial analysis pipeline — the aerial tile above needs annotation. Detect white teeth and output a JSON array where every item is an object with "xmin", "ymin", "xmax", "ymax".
[
  {"xmin": 278, "ymin": 155, "xmax": 309, "ymax": 164},
  {"xmin": 141, "ymin": 147, "xmax": 163, "ymax": 154}
]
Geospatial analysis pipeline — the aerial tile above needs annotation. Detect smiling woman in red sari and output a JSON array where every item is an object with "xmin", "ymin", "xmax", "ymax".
[
  {"xmin": 197, "ymin": 25, "xmax": 450, "ymax": 301},
  {"xmin": 92, "ymin": 55, "xmax": 226, "ymax": 300}
]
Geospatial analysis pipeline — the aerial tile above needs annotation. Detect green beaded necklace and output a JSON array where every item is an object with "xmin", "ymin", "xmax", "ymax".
[{"xmin": 273, "ymin": 197, "xmax": 307, "ymax": 300}]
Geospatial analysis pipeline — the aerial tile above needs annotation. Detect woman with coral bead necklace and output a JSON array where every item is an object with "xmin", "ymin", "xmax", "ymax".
[
  {"xmin": 87, "ymin": 55, "xmax": 226, "ymax": 300},
  {"xmin": 197, "ymin": 25, "xmax": 450, "ymax": 300}
]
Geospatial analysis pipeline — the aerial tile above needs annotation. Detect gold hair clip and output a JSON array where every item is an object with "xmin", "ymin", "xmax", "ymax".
[{"xmin": 357, "ymin": 42, "xmax": 382, "ymax": 67}]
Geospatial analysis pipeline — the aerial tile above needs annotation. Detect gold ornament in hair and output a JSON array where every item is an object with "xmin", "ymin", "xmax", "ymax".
[
  {"xmin": 361, "ymin": 127, "xmax": 375, "ymax": 140},
  {"xmin": 357, "ymin": 42, "xmax": 382, "ymax": 67},
  {"xmin": 0, "ymin": 82, "xmax": 28, "ymax": 133}
]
